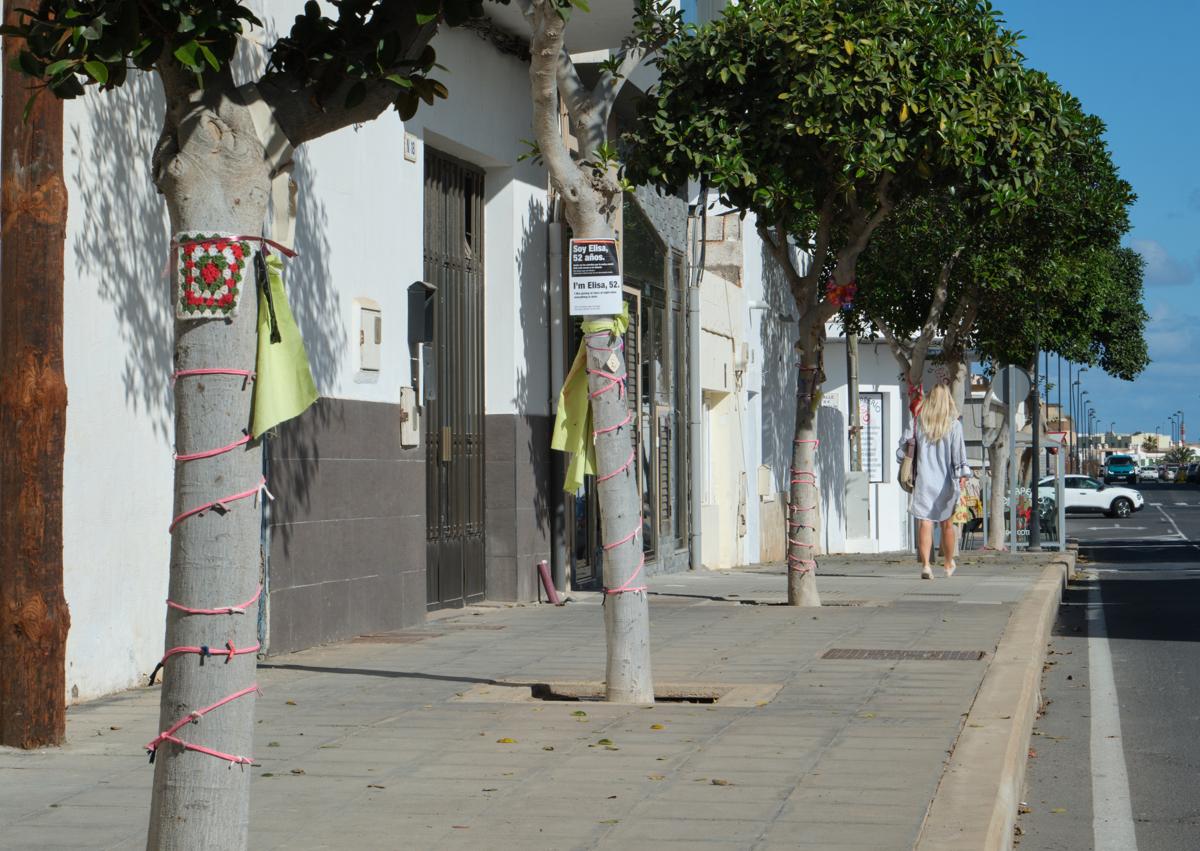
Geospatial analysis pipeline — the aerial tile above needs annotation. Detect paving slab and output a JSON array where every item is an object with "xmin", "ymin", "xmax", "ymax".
[{"xmin": 0, "ymin": 553, "xmax": 1066, "ymax": 850}]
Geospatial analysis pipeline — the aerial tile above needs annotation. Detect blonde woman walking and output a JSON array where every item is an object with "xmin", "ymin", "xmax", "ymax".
[{"xmin": 897, "ymin": 384, "xmax": 971, "ymax": 579}]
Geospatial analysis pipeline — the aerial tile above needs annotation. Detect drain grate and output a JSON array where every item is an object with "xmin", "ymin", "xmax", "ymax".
[
  {"xmin": 352, "ymin": 631, "xmax": 441, "ymax": 644},
  {"xmin": 821, "ymin": 648, "xmax": 985, "ymax": 661},
  {"xmin": 438, "ymin": 623, "xmax": 508, "ymax": 631}
]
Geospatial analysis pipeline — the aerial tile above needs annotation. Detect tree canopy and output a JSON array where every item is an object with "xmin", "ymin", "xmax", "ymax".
[
  {"xmin": 855, "ymin": 100, "xmax": 1148, "ymax": 382},
  {"xmin": 2, "ymin": 1, "xmax": 508, "ymax": 136},
  {"xmin": 627, "ymin": 0, "xmax": 1073, "ymax": 319}
]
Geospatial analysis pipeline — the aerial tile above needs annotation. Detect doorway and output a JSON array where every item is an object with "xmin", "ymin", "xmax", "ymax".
[{"xmin": 424, "ymin": 150, "xmax": 486, "ymax": 609}]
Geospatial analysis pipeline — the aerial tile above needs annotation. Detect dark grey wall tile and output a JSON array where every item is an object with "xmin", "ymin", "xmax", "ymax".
[
  {"xmin": 484, "ymin": 414, "xmax": 516, "ymax": 462},
  {"xmin": 267, "ymin": 399, "xmax": 428, "ymax": 656},
  {"xmin": 485, "ymin": 507, "xmax": 517, "ymax": 558},
  {"xmin": 516, "ymin": 506, "xmax": 550, "ymax": 559},
  {"xmin": 485, "ymin": 556, "xmax": 517, "ymax": 602},
  {"xmin": 484, "ymin": 460, "xmax": 515, "ymax": 511},
  {"xmin": 270, "ymin": 458, "xmax": 421, "ymax": 526}
]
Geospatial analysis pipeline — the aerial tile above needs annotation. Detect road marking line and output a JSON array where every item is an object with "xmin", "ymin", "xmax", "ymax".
[
  {"xmin": 1089, "ymin": 580, "xmax": 1139, "ymax": 851},
  {"xmin": 1154, "ymin": 505, "xmax": 1200, "ymax": 550}
]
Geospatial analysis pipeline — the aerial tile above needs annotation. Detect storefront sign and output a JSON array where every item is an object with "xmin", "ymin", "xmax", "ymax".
[{"xmin": 569, "ymin": 239, "xmax": 621, "ymax": 315}]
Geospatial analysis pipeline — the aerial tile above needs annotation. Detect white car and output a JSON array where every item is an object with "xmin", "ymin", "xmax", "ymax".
[
  {"xmin": 1137, "ymin": 467, "xmax": 1160, "ymax": 482},
  {"xmin": 1039, "ymin": 475, "xmax": 1144, "ymax": 518}
]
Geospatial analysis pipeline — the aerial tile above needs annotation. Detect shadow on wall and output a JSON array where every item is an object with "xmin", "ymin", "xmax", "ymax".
[
  {"xmin": 515, "ymin": 194, "xmax": 550, "ymax": 538},
  {"xmin": 817, "ymin": 403, "xmax": 847, "ymax": 551},
  {"xmin": 265, "ymin": 145, "xmax": 350, "ymax": 561},
  {"xmin": 284, "ymin": 146, "xmax": 345, "ymax": 395},
  {"xmin": 759, "ymin": 240, "xmax": 798, "ymax": 497},
  {"xmin": 72, "ymin": 64, "xmax": 348, "ymax": 565},
  {"xmin": 70, "ymin": 73, "xmax": 173, "ymax": 439}
]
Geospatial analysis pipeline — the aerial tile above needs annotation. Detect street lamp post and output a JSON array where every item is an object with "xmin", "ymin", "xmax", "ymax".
[
  {"xmin": 1080, "ymin": 391, "xmax": 1090, "ymax": 473},
  {"xmin": 1088, "ymin": 408, "xmax": 1098, "ymax": 474},
  {"xmin": 1070, "ymin": 362, "xmax": 1080, "ymax": 470},
  {"xmin": 1074, "ymin": 370, "xmax": 1088, "ymax": 472}
]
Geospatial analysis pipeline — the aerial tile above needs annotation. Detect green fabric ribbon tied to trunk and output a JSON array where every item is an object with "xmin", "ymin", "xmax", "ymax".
[
  {"xmin": 251, "ymin": 253, "xmax": 317, "ymax": 438},
  {"xmin": 551, "ymin": 304, "xmax": 630, "ymax": 494}
]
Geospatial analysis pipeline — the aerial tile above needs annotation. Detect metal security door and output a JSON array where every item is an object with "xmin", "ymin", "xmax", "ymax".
[{"xmin": 424, "ymin": 151, "xmax": 485, "ymax": 610}]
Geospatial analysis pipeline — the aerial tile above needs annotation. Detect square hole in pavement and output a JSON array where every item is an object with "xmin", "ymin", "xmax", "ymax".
[{"xmin": 455, "ymin": 681, "xmax": 783, "ymax": 707}]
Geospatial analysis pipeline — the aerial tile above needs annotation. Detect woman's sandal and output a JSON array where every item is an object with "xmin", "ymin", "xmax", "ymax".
[
  {"xmin": 920, "ymin": 566, "xmax": 933, "ymax": 580},
  {"xmin": 944, "ymin": 560, "xmax": 957, "ymax": 579}
]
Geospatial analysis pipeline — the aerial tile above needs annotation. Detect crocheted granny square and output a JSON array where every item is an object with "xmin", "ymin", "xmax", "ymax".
[{"xmin": 175, "ymin": 232, "xmax": 252, "ymax": 320}]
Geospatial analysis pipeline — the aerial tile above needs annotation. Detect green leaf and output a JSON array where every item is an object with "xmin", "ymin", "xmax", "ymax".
[
  {"xmin": 198, "ymin": 44, "xmax": 219, "ymax": 72},
  {"xmin": 416, "ymin": 12, "xmax": 438, "ymax": 25},
  {"xmin": 386, "ymin": 74, "xmax": 413, "ymax": 89},
  {"xmin": 82, "ymin": 60, "xmax": 108, "ymax": 84},
  {"xmin": 45, "ymin": 59, "xmax": 78, "ymax": 77},
  {"xmin": 173, "ymin": 41, "xmax": 199, "ymax": 68}
]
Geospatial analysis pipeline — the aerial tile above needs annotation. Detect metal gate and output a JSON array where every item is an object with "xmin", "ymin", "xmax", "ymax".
[{"xmin": 424, "ymin": 150, "xmax": 486, "ymax": 609}]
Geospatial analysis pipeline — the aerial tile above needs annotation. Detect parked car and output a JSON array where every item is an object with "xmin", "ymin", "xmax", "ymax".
[
  {"xmin": 1039, "ymin": 475, "xmax": 1144, "ymax": 518},
  {"xmin": 1188, "ymin": 463, "xmax": 1200, "ymax": 484},
  {"xmin": 1138, "ymin": 466, "xmax": 1160, "ymax": 482},
  {"xmin": 1103, "ymin": 454, "xmax": 1138, "ymax": 484}
]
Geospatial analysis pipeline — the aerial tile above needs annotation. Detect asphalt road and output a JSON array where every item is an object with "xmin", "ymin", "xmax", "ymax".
[{"xmin": 1018, "ymin": 482, "xmax": 1200, "ymax": 851}]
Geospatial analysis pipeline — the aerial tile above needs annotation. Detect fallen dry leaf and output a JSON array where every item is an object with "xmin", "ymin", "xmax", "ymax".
[{"xmin": 496, "ymin": 738, "xmax": 517, "ymax": 744}]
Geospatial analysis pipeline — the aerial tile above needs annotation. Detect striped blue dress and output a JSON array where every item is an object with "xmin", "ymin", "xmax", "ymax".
[{"xmin": 896, "ymin": 419, "xmax": 971, "ymax": 522}]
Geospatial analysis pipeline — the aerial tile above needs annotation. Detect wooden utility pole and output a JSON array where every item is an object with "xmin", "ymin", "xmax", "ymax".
[{"xmin": 0, "ymin": 11, "xmax": 71, "ymax": 748}]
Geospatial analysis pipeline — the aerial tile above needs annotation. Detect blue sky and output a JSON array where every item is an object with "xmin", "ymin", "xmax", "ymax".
[
  {"xmin": 681, "ymin": 0, "xmax": 1199, "ymax": 438},
  {"xmin": 996, "ymin": 0, "xmax": 1200, "ymax": 439}
]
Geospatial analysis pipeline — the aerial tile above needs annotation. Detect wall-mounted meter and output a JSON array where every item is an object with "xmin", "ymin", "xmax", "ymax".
[{"xmin": 354, "ymin": 297, "xmax": 382, "ymax": 381}]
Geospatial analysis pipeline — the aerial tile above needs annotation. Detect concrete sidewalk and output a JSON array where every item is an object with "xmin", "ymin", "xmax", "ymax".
[{"xmin": 0, "ymin": 553, "xmax": 1069, "ymax": 850}]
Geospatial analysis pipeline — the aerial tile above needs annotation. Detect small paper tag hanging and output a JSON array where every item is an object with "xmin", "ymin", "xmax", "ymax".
[{"xmin": 174, "ymin": 232, "xmax": 252, "ymax": 320}]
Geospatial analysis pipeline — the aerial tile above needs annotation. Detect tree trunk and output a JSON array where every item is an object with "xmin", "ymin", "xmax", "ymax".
[
  {"xmin": 948, "ymin": 357, "xmax": 969, "ymax": 412},
  {"xmin": 0, "ymin": 8, "xmax": 71, "ymax": 748},
  {"xmin": 987, "ymin": 422, "xmax": 1009, "ymax": 550},
  {"xmin": 585, "ymin": 294, "xmax": 654, "ymax": 703},
  {"xmin": 527, "ymin": 1, "xmax": 653, "ymax": 703},
  {"xmin": 787, "ymin": 328, "xmax": 822, "ymax": 606},
  {"xmin": 146, "ymin": 91, "xmax": 270, "ymax": 850}
]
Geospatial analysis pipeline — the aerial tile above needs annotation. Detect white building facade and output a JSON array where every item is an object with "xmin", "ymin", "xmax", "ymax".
[{"xmin": 3, "ymin": 1, "xmax": 922, "ymax": 704}]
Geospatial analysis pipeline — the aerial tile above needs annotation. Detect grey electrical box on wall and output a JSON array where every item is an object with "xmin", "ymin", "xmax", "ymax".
[{"xmin": 399, "ymin": 386, "xmax": 419, "ymax": 447}]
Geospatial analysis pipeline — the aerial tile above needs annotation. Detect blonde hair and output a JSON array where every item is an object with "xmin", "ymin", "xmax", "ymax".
[{"xmin": 918, "ymin": 384, "xmax": 958, "ymax": 443}]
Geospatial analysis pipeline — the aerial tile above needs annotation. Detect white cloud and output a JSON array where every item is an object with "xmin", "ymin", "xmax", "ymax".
[
  {"xmin": 1146, "ymin": 304, "xmax": 1200, "ymax": 361},
  {"xmin": 1130, "ymin": 238, "xmax": 1195, "ymax": 287}
]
